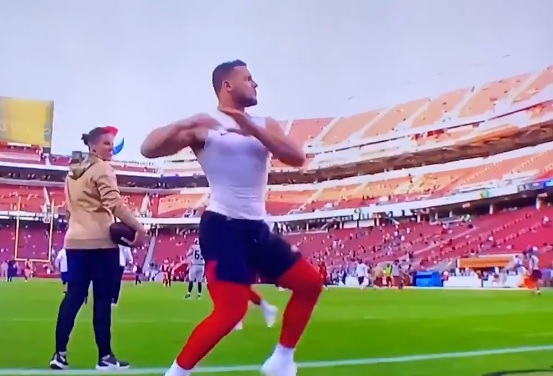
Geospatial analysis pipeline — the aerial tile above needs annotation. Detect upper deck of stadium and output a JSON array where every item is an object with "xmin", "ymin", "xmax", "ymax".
[
  {"xmin": 0, "ymin": 64, "xmax": 551, "ymax": 218},
  {"xmin": 1, "ymin": 66, "xmax": 553, "ymax": 269}
]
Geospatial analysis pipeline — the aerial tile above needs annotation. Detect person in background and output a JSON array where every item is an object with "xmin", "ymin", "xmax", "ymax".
[
  {"xmin": 55, "ymin": 249, "xmax": 69, "ymax": 293},
  {"xmin": 7, "ymin": 259, "xmax": 16, "ymax": 282},
  {"xmin": 391, "ymin": 260, "xmax": 403, "ymax": 289},
  {"xmin": 112, "ymin": 246, "xmax": 134, "ymax": 307},
  {"xmin": 49, "ymin": 127, "xmax": 146, "ymax": 371},
  {"xmin": 356, "ymin": 259, "xmax": 369, "ymax": 289},
  {"xmin": 0, "ymin": 260, "xmax": 8, "ymax": 281},
  {"xmin": 23, "ymin": 259, "xmax": 33, "ymax": 281},
  {"xmin": 134, "ymin": 264, "xmax": 143, "ymax": 285},
  {"xmin": 525, "ymin": 251, "xmax": 542, "ymax": 295},
  {"xmin": 319, "ymin": 262, "xmax": 329, "ymax": 290}
]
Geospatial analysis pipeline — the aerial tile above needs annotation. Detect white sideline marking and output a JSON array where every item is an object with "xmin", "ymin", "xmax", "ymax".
[{"xmin": 0, "ymin": 344, "xmax": 552, "ymax": 375}]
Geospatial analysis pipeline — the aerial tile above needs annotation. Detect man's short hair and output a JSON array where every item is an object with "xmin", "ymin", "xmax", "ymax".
[{"xmin": 212, "ymin": 60, "xmax": 247, "ymax": 94}]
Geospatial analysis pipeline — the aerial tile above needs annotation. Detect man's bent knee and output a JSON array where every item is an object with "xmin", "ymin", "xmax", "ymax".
[
  {"xmin": 283, "ymin": 259, "xmax": 324, "ymax": 297},
  {"xmin": 302, "ymin": 269, "xmax": 324, "ymax": 297},
  {"xmin": 210, "ymin": 282, "xmax": 250, "ymax": 329},
  {"xmin": 212, "ymin": 296, "xmax": 249, "ymax": 332}
]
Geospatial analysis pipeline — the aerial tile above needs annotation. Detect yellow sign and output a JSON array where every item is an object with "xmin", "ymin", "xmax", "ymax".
[{"xmin": 0, "ymin": 96, "xmax": 54, "ymax": 147}]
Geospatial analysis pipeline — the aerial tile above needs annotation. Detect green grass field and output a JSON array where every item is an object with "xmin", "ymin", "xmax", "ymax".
[{"xmin": 1, "ymin": 280, "xmax": 553, "ymax": 375}]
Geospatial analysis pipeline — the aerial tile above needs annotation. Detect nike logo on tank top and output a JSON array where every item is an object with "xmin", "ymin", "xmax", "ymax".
[{"xmin": 195, "ymin": 111, "xmax": 269, "ymax": 220}]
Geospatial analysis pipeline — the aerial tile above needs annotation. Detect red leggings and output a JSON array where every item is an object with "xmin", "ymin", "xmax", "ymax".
[{"xmin": 176, "ymin": 259, "xmax": 323, "ymax": 369}]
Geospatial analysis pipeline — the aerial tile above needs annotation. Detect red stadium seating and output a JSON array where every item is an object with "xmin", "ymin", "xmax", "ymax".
[
  {"xmin": 0, "ymin": 185, "xmax": 45, "ymax": 212},
  {"xmin": 1, "ymin": 65, "xmax": 553, "ymax": 272},
  {"xmin": 1, "ymin": 205, "xmax": 552, "ymax": 272}
]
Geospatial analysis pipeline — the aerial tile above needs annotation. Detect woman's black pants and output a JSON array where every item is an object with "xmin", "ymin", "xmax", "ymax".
[{"xmin": 54, "ymin": 248, "xmax": 119, "ymax": 359}]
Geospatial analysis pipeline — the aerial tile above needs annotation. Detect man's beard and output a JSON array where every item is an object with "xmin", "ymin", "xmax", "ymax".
[{"xmin": 239, "ymin": 96, "xmax": 258, "ymax": 108}]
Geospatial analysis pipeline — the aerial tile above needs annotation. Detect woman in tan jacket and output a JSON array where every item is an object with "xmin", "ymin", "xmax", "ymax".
[{"xmin": 49, "ymin": 126, "xmax": 146, "ymax": 371}]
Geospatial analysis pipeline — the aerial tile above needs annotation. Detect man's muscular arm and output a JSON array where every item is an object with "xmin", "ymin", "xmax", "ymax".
[
  {"xmin": 218, "ymin": 108, "xmax": 305, "ymax": 167},
  {"xmin": 256, "ymin": 117, "xmax": 306, "ymax": 167},
  {"xmin": 140, "ymin": 114, "xmax": 218, "ymax": 159}
]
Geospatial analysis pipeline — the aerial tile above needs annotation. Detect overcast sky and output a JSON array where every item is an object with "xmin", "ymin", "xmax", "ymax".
[{"xmin": 0, "ymin": 0, "xmax": 552, "ymax": 160}]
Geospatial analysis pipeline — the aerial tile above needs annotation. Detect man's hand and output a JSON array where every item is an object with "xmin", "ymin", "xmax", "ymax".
[
  {"xmin": 171, "ymin": 113, "xmax": 221, "ymax": 133},
  {"xmin": 218, "ymin": 107, "xmax": 259, "ymax": 136},
  {"xmin": 220, "ymin": 108, "xmax": 305, "ymax": 167},
  {"xmin": 217, "ymin": 107, "xmax": 243, "ymax": 117},
  {"xmin": 187, "ymin": 113, "xmax": 221, "ymax": 130}
]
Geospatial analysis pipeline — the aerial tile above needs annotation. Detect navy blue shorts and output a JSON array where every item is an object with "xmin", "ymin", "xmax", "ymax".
[
  {"xmin": 199, "ymin": 211, "xmax": 300, "ymax": 285},
  {"xmin": 61, "ymin": 272, "xmax": 69, "ymax": 285}
]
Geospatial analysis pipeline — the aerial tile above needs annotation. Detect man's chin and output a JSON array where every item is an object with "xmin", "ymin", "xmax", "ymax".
[{"xmin": 244, "ymin": 98, "xmax": 258, "ymax": 108}]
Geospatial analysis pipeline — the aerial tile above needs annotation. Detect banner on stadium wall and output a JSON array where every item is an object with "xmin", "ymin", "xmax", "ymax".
[
  {"xmin": 0, "ymin": 96, "xmax": 54, "ymax": 147},
  {"xmin": 458, "ymin": 256, "xmax": 511, "ymax": 269},
  {"xmin": 157, "ymin": 194, "xmax": 195, "ymax": 215}
]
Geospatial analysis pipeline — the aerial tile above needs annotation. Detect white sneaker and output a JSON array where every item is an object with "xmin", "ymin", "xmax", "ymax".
[
  {"xmin": 261, "ymin": 354, "xmax": 297, "ymax": 376},
  {"xmin": 234, "ymin": 321, "xmax": 243, "ymax": 331},
  {"xmin": 263, "ymin": 305, "xmax": 278, "ymax": 328}
]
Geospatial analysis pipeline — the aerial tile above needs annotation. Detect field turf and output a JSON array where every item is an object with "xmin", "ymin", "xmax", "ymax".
[{"xmin": 1, "ymin": 280, "xmax": 553, "ymax": 375}]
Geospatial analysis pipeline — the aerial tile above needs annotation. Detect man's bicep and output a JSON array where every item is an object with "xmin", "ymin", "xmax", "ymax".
[
  {"xmin": 266, "ymin": 117, "xmax": 303, "ymax": 147},
  {"xmin": 169, "ymin": 128, "xmax": 199, "ymax": 154},
  {"xmin": 141, "ymin": 115, "xmax": 205, "ymax": 158}
]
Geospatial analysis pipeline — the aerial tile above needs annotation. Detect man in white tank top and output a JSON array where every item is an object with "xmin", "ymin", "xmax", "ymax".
[{"xmin": 141, "ymin": 60, "xmax": 323, "ymax": 376}]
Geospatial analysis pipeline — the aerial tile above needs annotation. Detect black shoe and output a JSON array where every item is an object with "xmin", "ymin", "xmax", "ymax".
[
  {"xmin": 184, "ymin": 293, "xmax": 191, "ymax": 299},
  {"xmin": 96, "ymin": 354, "xmax": 130, "ymax": 371},
  {"xmin": 49, "ymin": 352, "xmax": 69, "ymax": 370}
]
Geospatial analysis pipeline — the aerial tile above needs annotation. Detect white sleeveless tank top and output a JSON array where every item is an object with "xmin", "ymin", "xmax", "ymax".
[{"xmin": 195, "ymin": 110, "xmax": 269, "ymax": 220}]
